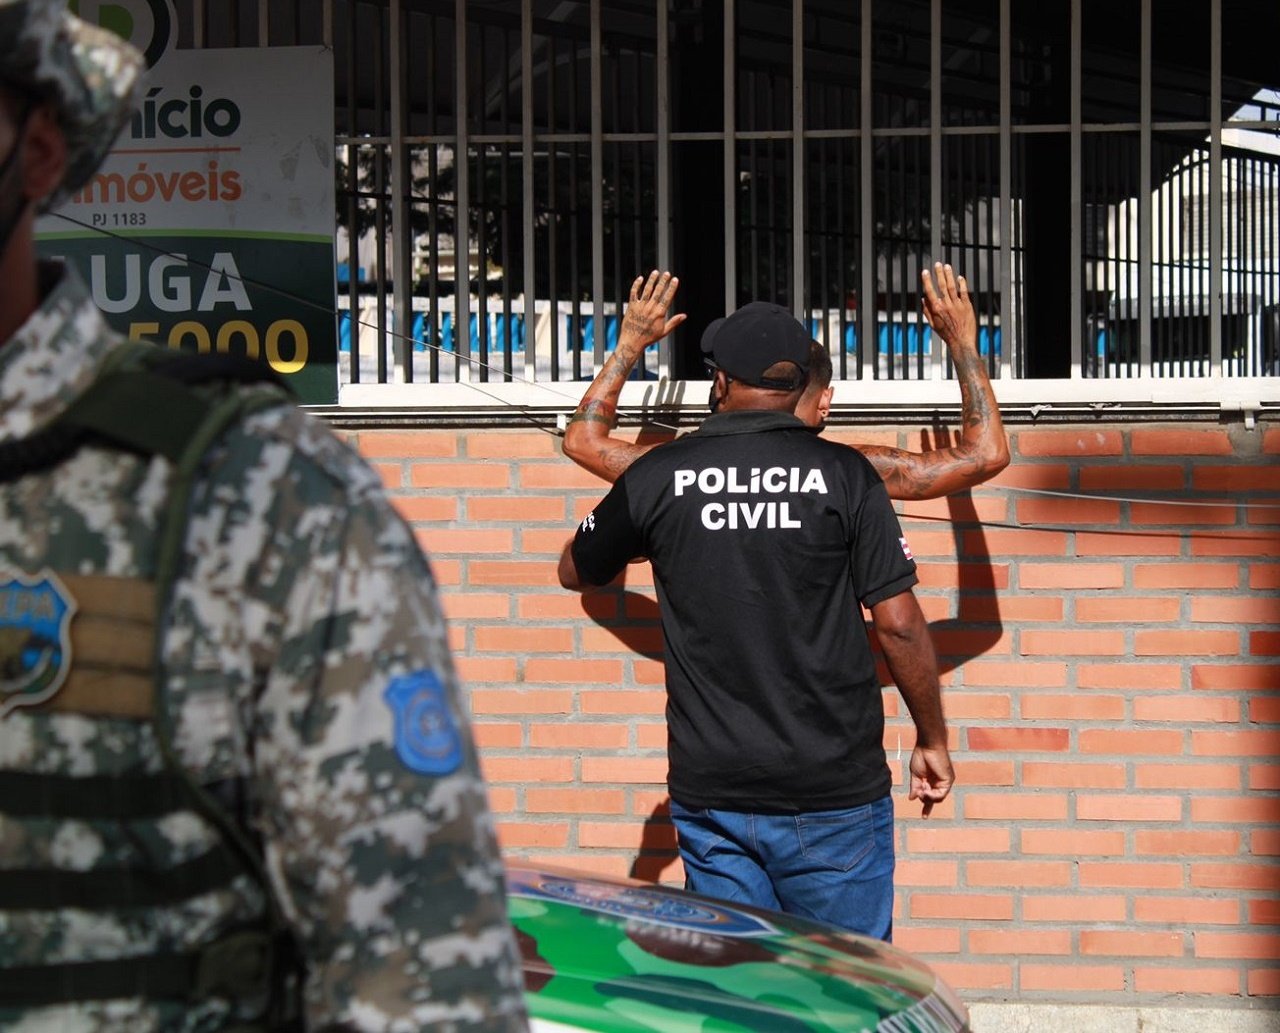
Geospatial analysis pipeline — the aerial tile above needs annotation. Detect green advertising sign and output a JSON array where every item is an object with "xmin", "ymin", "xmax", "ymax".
[{"xmin": 37, "ymin": 42, "xmax": 338, "ymax": 403}]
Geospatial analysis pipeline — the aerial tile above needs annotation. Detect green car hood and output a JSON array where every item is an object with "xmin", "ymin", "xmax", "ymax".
[{"xmin": 509, "ymin": 864, "xmax": 968, "ymax": 1033}]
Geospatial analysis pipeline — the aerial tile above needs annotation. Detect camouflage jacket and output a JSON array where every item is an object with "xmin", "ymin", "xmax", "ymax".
[{"xmin": 0, "ymin": 264, "xmax": 529, "ymax": 1032}]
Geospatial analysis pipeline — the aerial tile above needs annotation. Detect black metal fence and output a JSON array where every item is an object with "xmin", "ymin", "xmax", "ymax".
[{"xmin": 182, "ymin": 0, "xmax": 1279, "ymax": 396}]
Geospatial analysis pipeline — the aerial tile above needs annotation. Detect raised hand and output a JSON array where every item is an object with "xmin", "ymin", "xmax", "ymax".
[
  {"xmin": 850, "ymin": 261, "xmax": 1009, "ymax": 499},
  {"xmin": 619, "ymin": 269, "xmax": 687, "ymax": 351},
  {"xmin": 920, "ymin": 262, "xmax": 978, "ymax": 359},
  {"xmin": 563, "ymin": 269, "xmax": 686, "ymax": 482}
]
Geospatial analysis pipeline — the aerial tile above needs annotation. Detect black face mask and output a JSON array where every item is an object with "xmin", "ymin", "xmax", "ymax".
[{"xmin": 0, "ymin": 103, "xmax": 34, "ymax": 264}]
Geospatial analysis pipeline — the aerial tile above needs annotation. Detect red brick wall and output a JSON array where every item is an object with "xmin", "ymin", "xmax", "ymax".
[{"xmin": 350, "ymin": 420, "xmax": 1280, "ymax": 1007}]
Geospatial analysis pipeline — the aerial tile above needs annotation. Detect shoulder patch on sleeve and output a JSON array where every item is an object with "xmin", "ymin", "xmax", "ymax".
[{"xmin": 383, "ymin": 669, "xmax": 463, "ymax": 776}]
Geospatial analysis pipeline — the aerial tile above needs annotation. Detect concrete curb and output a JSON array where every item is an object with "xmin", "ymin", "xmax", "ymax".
[{"xmin": 968, "ymin": 1003, "xmax": 1280, "ymax": 1033}]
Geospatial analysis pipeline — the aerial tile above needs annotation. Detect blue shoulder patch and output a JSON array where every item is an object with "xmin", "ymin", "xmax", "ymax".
[
  {"xmin": 0, "ymin": 569, "xmax": 77, "ymax": 719},
  {"xmin": 383, "ymin": 669, "xmax": 463, "ymax": 776}
]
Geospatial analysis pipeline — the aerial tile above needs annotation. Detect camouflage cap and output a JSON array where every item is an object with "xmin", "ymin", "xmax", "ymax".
[{"xmin": 0, "ymin": 0, "xmax": 146, "ymax": 209}]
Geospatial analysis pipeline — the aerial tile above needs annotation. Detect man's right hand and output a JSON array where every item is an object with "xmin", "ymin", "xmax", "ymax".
[
  {"xmin": 919, "ymin": 262, "xmax": 977, "ymax": 358},
  {"xmin": 855, "ymin": 261, "xmax": 1008, "ymax": 499}
]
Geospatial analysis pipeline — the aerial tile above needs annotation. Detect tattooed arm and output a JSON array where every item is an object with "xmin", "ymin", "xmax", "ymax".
[
  {"xmin": 855, "ymin": 263, "xmax": 1010, "ymax": 500},
  {"xmin": 562, "ymin": 270, "xmax": 686, "ymax": 483}
]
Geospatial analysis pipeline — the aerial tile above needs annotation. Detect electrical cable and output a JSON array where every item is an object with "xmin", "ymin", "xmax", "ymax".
[{"xmin": 47, "ymin": 213, "xmax": 1279, "ymax": 511}]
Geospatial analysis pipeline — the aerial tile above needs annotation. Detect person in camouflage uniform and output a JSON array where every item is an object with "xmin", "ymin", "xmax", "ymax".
[{"xmin": 0, "ymin": 2, "xmax": 529, "ymax": 1030}]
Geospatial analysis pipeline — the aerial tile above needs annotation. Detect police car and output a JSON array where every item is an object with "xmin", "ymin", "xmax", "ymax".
[{"xmin": 509, "ymin": 864, "xmax": 969, "ymax": 1032}]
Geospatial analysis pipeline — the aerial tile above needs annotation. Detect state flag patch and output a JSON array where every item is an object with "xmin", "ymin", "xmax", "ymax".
[{"xmin": 899, "ymin": 536, "xmax": 914, "ymax": 561}]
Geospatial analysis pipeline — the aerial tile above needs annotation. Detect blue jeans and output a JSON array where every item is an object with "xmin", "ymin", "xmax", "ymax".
[{"xmin": 668, "ymin": 794, "xmax": 895, "ymax": 941}]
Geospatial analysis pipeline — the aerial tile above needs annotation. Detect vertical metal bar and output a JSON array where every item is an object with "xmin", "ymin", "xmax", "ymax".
[
  {"xmin": 837, "ymin": 126, "xmax": 848, "ymax": 378},
  {"xmin": 1171, "ymin": 148, "xmax": 1178, "ymax": 371},
  {"xmin": 316, "ymin": 0, "xmax": 333, "ymax": 377},
  {"xmin": 389, "ymin": 0, "xmax": 411, "ymax": 382},
  {"xmin": 1232, "ymin": 156, "xmax": 1241, "ymax": 373},
  {"xmin": 1118, "ymin": 137, "xmax": 1126, "ymax": 377},
  {"xmin": 427, "ymin": 14, "xmax": 441, "ymax": 383},
  {"xmin": 633, "ymin": 129, "xmax": 645, "ymax": 373},
  {"xmin": 1269, "ymin": 162, "xmax": 1277, "ymax": 375},
  {"xmin": 569, "ymin": 41, "xmax": 581, "ymax": 382},
  {"xmin": 895, "ymin": 137, "xmax": 905, "ymax": 380},
  {"xmin": 1180, "ymin": 153, "xmax": 1188, "ymax": 373},
  {"xmin": 656, "ymin": 0, "xmax": 671, "ymax": 376},
  {"xmin": 1099, "ymin": 139, "xmax": 1108, "ymax": 375},
  {"xmin": 548, "ymin": 35, "xmax": 561, "ymax": 382},
  {"xmin": 259, "ymin": 0, "xmax": 269, "ymax": 45},
  {"xmin": 1070, "ymin": 0, "xmax": 1082, "ymax": 377},
  {"xmin": 760, "ymin": 99, "xmax": 770, "ymax": 301},
  {"xmin": 590, "ymin": 0, "xmax": 606, "ymax": 371},
  {"xmin": 929, "ymin": 0, "xmax": 942, "ymax": 379},
  {"xmin": 1250, "ymin": 156, "xmax": 1259, "ymax": 375},
  {"xmin": 454, "ymin": 0, "xmax": 471, "ymax": 382},
  {"xmin": 1209, "ymin": 0, "xmax": 1222, "ymax": 374},
  {"xmin": 999, "ymin": 0, "xmax": 1012, "ymax": 381},
  {"xmin": 986, "ymin": 133, "xmax": 996, "ymax": 374},
  {"xmin": 819, "ymin": 88, "xmax": 828, "ymax": 352},
  {"xmin": 1264, "ymin": 163, "xmax": 1274, "ymax": 378},
  {"xmin": 609, "ymin": 49, "xmax": 623, "ymax": 332},
  {"xmin": 1234, "ymin": 156, "xmax": 1241, "ymax": 376},
  {"xmin": 1164, "ymin": 146, "xmax": 1173, "ymax": 371},
  {"xmin": 906, "ymin": 139, "xmax": 913, "ymax": 379},
  {"xmin": 1169, "ymin": 146, "xmax": 1176, "ymax": 370},
  {"xmin": 522, "ymin": 0, "xmax": 537, "ymax": 381},
  {"xmin": 750, "ymin": 91, "xmax": 759, "ymax": 299},
  {"xmin": 724, "ymin": 0, "xmax": 737, "ymax": 316},
  {"xmin": 792, "ymin": 0, "xmax": 806, "ymax": 317},
  {"xmin": 193, "ymin": 0, "xmax": 205, "ymax": 48},
  {"xmin": 500, "ymin": 27, "xmax": 513, "ymax": 381},
  {"xmin": 818, "ymin": 124, "xmax": 829, "ymax": 352},
  {"xmin": 1138, "ymin": 0, "xmax": 1152, "ymax": 374},
  {"xmin": 373, "ymin": 8, "xmax": 387, "ymax": 384},
  {"xmin": 345, "ymin": 0, "xmax": 359, "ymax": 384},
  {"xmin": 859, "ymin": 0, "xmax": 873, "ymax": 381},
  {"xmin": 1111, "ymin": 144, "xmax": 1118, "ymax": 375},
  {"xmin": 476, "ymin": 36, "xmax": 490, "ymax": 383},
  {"xmin": 1198, "ymin": 151, "xmax": 1207, "ymax": 371}
]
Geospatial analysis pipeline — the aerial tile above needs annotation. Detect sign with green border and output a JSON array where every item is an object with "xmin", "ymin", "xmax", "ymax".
[{"xmin": 37, "ymin": 44, "xmax": 337, "ymax": 403}]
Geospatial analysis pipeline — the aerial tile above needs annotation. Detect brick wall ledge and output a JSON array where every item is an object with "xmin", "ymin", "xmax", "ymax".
[{"xmin": 969, "ymin": 1003, "xmax": 1279, "ymax": 1033}]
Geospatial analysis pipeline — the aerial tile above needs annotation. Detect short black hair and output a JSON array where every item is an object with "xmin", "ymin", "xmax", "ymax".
[
  {"xmin": 807, "ymin": 340, "xmax": 833, "ymax": 391},
  {"xmin": 754, "ymin": 359, "xmax": 808, "ymax": 392}
]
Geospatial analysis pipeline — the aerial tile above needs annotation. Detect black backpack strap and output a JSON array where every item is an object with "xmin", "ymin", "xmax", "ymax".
[
  {"xmin": 61, "ymin": 369, "xmax": 219, "ymax": 463},
  {"xmin": 67, "ymin": 344, "xmax": 291, "ymax": 462},
  {"xmin": 0, "ymin": 928, "xmax": 298, "ymax": 1022},
  {"xmin": 0, "ymin": 344, "xmax": 291, "ymax": 480}
]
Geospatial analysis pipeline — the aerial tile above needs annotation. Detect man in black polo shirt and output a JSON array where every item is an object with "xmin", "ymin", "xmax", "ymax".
[{"xmin": 557, "ymin": 301, "xmax": 953, "ymax": 941}]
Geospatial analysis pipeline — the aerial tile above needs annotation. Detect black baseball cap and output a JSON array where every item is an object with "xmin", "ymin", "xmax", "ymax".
[{"xmin": 702, "ymin": 301, "xmax": 811, "ymax": 390}]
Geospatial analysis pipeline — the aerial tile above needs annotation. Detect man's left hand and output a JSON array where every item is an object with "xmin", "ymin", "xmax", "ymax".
[
  {"xmin": 620, "ymin": 270, "xmax": 686, "ymax": 351},
  {"xmin": 908, "ymin": 743, "xmax": 955, "ymax": 818}
]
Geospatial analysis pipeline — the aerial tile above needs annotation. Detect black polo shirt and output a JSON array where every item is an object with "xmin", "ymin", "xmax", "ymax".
[{"xmin": 570, "ymin": 410, "xmax": 918, "ymax": 813}]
